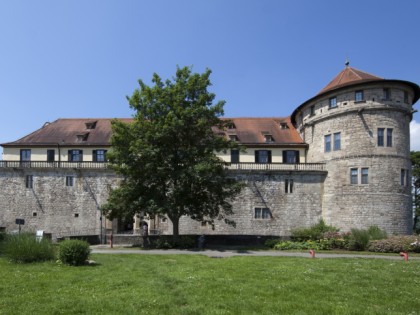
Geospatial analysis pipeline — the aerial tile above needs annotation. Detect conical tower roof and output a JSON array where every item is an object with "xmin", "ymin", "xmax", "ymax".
[{"xmin": 318, "ymin": 66, "xmax": 383, "ymax": 95}]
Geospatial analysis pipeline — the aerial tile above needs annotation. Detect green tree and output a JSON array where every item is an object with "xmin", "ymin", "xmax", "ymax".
[
  {"xmin": 411, "ymin": 151, "xmax": 420, "ymax": 233},
  {"xmin": 102, "ymin": 66, "xmax": 243, "ymax": 238}
]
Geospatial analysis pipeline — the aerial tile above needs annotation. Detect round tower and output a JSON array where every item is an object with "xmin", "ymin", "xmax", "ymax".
[{"xmin": 291, "ymin": 64, "xmax": 420, "ymax": 234}]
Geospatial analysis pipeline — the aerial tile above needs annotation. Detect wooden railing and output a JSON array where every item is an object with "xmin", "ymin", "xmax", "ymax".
[{"xmin": 0, "ymin": 161, "xmax": 326, "ymax": 172}]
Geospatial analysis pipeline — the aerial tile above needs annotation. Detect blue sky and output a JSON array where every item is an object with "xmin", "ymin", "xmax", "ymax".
[{"xmin": 1, "ymin": 0, "xmax": 420, "ymax": 157}]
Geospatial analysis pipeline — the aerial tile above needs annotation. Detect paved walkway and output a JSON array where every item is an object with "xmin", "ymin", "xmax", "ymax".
[{"xmin": 91, "ymin": 245, "xmax": 420, "ymax": 260}]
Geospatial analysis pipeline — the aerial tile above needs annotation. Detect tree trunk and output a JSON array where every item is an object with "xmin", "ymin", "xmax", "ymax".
[{"xmin": 169, "ymin": 215, "xmax": 180, "ymax": 244}]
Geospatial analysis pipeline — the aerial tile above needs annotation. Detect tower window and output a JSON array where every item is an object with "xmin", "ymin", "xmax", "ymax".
[
  {"xmin": 355, "ymin": 90, "xmax": 364, "ymax": 102},
  {"xmin": 350, "ymin": 168, "xmax": 358, "ymax": 185},
  {"xmin": 329, "ymin": 97, "xmax": 337, "ymax": 108},
  {"xmin": 386, "ymin": 128, "xmax": 393, "ymax": 147},
  {"xmin": 383, "ymin": 88, "xmax": 391, "ymax": 101},
  {"xmin": 26, "ymin": 175, "xmax": 33, "ymax": 188},
  {"xmin": 333, "ymin": 132, "xmax": 341, "ymax": 151},
  {"xmin": 325, "ymin": 134, "xmax": 331, "ymax": 152},
  {"xmin": 377, "ymin": 128, "xmax": 385, "ymax": 146},
  {"xmin": 361, "ymin": 168, "xmax": 369, "ymax": 184},
  {"xmin": 310, "ymin": 105, "xmax": 315, "ymax": 116}
]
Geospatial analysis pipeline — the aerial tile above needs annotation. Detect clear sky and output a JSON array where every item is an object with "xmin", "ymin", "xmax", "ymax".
[{"xmin": 1, "ymin": 0, "xmax": 420, "ymax": 157}]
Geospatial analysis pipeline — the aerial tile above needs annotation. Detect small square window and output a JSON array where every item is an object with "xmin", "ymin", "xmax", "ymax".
[
  {"xmin": 329, "ymin": 97, "xmax": 337, "ymax": 108},
  {"xmin": 355, "ymin": 90, "xmax": 364, "ymax": 102},
  {"xmin": 33, "ymin": 212, "xmax": 37, "ymax": 217},
  {"xmin": 280, "ymin": 123, "xmax": 289, "ymax": 129},
  {"xmin": 74, "ymin": 213, "xmax": 79, "ymax": 218}
]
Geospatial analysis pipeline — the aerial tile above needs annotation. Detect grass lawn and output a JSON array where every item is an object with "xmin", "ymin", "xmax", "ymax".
[{"xmin": 1, "ymin": 254, "xmax": 420, "ymax": 315}]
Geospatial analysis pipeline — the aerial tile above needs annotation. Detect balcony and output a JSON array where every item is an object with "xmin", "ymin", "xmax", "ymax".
[
  {"xmin": 0, "ymin": 161, "xmax": 326, "ymax": 172},
  {"xmin": 0, "ymin": 161, "xmax": 109, "ymax": 169},
  {"xmin": 225, "ymin": 162, "xmax": 326, "ymax": 172}
]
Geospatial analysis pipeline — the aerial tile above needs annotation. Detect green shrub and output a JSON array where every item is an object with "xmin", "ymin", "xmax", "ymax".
[
  {"xmin": 149, "ymin": 235, "xmax": 196, "ymax": 249},
  {"xmin": 274, "ymin": 239, "xmax": 333, "ymax": 251},
  {"xmin": 322, "ymin": 231, "xmax": 351, "ymax": 249},
  {"xmin": 265, "ymin": 238, "xmax": 282, "ymax": 249},
  {"xmin": 348, "ymin": 228, "xmax": 370, "ymax": 251},
  {"xmin": 3, "ymin": 233, "xmax": 55, "ymax": 263},
  {"xmin": 291, "ymin": 219, "xmax": 338, "ymax": 241},
  {"xmin": 58, "ymin": 240, "xmax": 91, "ymax": 266},
  {"xmin": 367, "ymin": 226, "xmax": 387, "ymax": 240},
  {"xmin": 368, "ymin": 235, "xmax": 419, "ymax": 253}
]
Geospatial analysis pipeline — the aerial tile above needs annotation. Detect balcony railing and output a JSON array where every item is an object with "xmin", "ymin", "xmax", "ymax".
[
  {"xmin": 0, "ymin": 161, "xmax": 326, "ymax": 172},
  {"xmin": 225, "ymin": 162, "xmax": 326, "ymax": 171},
  {"xmin": 0, "ymin": 161, "xmax": 109, "ymax": 169}
]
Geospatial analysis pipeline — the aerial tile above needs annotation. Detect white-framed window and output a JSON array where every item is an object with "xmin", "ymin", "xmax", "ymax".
[
  {"xmin": 254, "ymin": 207, "xmax": 271, "ymax": 219},
  {"xmin": 68, "ymin": 150, "xmax": 83, "ymax": 162}
]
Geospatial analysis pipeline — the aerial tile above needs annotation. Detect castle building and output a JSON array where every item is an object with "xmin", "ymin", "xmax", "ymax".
[{"xmin": 1, "ymin": 65, "xmax": 419, "ymax": 241}]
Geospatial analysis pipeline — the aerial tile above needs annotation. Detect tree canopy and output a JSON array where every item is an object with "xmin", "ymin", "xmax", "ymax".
[
  {"xmin": 102, "ymin": 66, "xmax": 243, "ymax": 237},
  {"xmin": 411, "ymin": 151, "xmax": 420, "ymax": 232}
]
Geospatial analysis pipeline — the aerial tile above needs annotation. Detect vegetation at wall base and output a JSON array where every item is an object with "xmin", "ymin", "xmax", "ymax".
[
  {"xmin": 58, "ymin": 239, "xmax": 91, "ymax": 266},
  {"xmin": 1, "ymin": 232, "xmax": 55, "ymax": 263},
  {"xmin": 1, "ymin": 254, "xmax": 420, "ymax": 314},
  {"xmin": 290, "ymin": 219, "xmax": 338, "ymax": 241}
]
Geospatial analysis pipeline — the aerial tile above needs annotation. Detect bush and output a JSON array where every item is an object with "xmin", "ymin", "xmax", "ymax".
[
  {"xmin": 323, "ymin": 231, "xmax": 351, "ymax": 249},
  {"xmin": 149, "ymin": 235, "xmax": 196, "ymax": 249},
  {"xmin": 58, "ymin": 240, "xmax": 91, "ymax": 266},
  {"xmin": 368, "ymin": 235, "xmax": 420, "ymax": 253},
  {"xmin": 265, "ymin": 238, "xmax": 282, "ymax": 249},
  {"xmin": 367, "ymin": 225, "xmax": 387, "ymax": 240},
  {"xmin": 291, "ymin": 219, "xmax": 339, "ymax": 241},
  {"xmin": 274, "ymin": 239, "xmax": 333, "ymax": 251},
  {"xmin": 348, "ymin": 226, "xmax": 388, "ymax": 251},
  {"xmin": 2, "ymin": 233, "xmax": 55, "ymax": 263}
]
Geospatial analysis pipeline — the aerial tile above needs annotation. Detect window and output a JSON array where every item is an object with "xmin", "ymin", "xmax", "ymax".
[
  {"xmin": 26, "ymin": 175, "xmax": 33, "ymax": 188},
  {"xmin": 230, "ymin": 150, "xmax": 239, "ymax": 163},
  {"xmin": 93, "ymin": 150, "xmax": 107, "ymax": 162},
  {"xmin": 285, "ymin": 179, "xmax": 294, "ymax": 193},
  {"xmin": 386, "ymin": 128, "xmax": 393, "ymax": 147},
  {"xmin": 404, "ymin": 91, "xmax": 409, "ymax": 104},
  {"xmin": 377, "ymin": 128, "xmax": 385, "ymax": 146},
  {"xmin": 160, "ymin": 216, "xmax": 168, "ymax": 223},
  {"xmin": 76, "ymin": 133, "xmax": 89, "ymax": 142},
  {"xmin": 85, "ymin": 121, "xmax": 97, "ymax": 129},
  {"xmin": 401, "ymin": 169, "xmax": 406, "ymax": 186},
  {"xmin": 355, "ymin": 90, "xmax": 364, "ymax": 102},
  {"xmin": 310, "ymin": 105, "xmax": 315, "ymax": 116},
  {"xmin": 361, "ymin": 168, "xmax": 369, "ymax": 184},
  {"xmin": 350, "ymin": 168, "xmax": 358, "ymax": 185},
  {"xmin": 280, "ymin": 123, "xmax": 289, "ymax": 129},
  {"xmin": 47, "ymin": 150, "xmax": 55, "ymax": 162},
  {"xmin": 74, "ymin": 213, "xmax": 79, "ymax": 218},
  {"xmin": 68, "ymin": 150, "xmax": 83, "ymax": 162},
  {"xmin": 283, "ymin": 150, "xmax": 299, "ymax": 164},
  {"xmin": 264, "ymin": 135, "xmax": 274, "ymax": 143},
  {"xmin": 254, "ymin": 207, "xmax": 271, "ymax": 219},
  {"xmin": 325, "ymin": 134, "xmax": 331, "ymax": 152},
  {"xmin": 383, "ymin": 88, "xmax": 391, "ymax": 100},
  {"xmin": 20, "ymin": 149, "xmax": 31, "ymax": 161},
  {"xmin": 255, "ymin": 150, "xmax": 271, "ymax": 164},
  {"xmin": 33, "ymin": 212, "xmax": 37, "ymax": 217},
  {"xmin": 333, "ymin": 132, "xmax": 341, "ymax": 151},
  {"xmin": 66, "ymin": 176, "xmax": 74, "ymax": 187},
  {"xmin": 229, "ymin": 134, "xmax": 238, "ymax": 141},
  {"xmin": 329, "ymin": 97, "xmax": 337, "ymax": 108}
]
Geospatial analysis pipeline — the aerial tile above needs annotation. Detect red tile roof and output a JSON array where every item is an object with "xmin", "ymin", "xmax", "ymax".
[
  {"xmin": 318, "ymin": 66, "xmax": 383, "ymax": 95},
  {"xmin": 2, "ymin": 117, "xmax": 305, "ymax": 147}
]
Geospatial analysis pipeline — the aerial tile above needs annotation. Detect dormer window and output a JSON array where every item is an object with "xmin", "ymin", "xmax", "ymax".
[
  {"xmin": 229, "ymin": 134, "xmax": 239, "ymax": 141},
  {"xmin": 85, "ymin": 121, "xmax": 97, "ymax": 130},
  {"xmin": 280, "ymin": 123, "xmax": 289, "ymax": 129},
  {"xmin": 76, "ymin": 133, "xmax": 89, "ymax": 142},
  {"xmin": 226, "ymin": 122, "xmax": 236, "ymax": 130}
]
